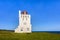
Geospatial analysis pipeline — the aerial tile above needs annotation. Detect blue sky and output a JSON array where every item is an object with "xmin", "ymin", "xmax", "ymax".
[{"xmin": 0, "ymin": 0, "xmax": 60, "ymax": 31}]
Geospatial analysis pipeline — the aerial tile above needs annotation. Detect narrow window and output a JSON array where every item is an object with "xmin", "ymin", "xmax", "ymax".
[
  {"xmin": 21, "ymin": 28, "xmax": 23, "ymax": 31},
  {"xmin": 25, "ymin": 16, "xmax": 27, "ymax": 20},
  {"xmin": 27, "ymin": 28, "xmax": 29, "ymax": 31},
  {"xmin": 24, "ymin": 22, "xmax": 26, "ymax": 25},
  {"xmin": 25, "ymin": 16, "xmax": 26, "ymax": 17},
  {"xmin": 26, "ymin": 18, "xmax": 27, "ymax": 20},
  {"xmin": 23, "ymin": 16, "xmax": 24, "ymax": 20}
]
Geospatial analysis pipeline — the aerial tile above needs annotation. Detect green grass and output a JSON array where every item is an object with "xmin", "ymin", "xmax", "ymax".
[{"xmin": 0, "ymin": 31, "xmax": 60, "ymax": 40}]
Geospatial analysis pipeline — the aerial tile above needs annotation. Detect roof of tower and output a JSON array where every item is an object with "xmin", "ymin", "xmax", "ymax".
[{"xmin": 21, "ymin": 10, "xmax": 28, "ymax": 15}]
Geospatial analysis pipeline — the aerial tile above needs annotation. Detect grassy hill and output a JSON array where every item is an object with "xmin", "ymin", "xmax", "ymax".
[{"xmin": 0, "ymin": 30, "xmax": 60, "ymax": 40}]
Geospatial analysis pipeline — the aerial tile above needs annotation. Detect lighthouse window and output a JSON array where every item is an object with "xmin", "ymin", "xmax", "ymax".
[
  {"xmin": 25, "ymin": 16, "xmax": 26, "ymax": 17},
  {"xmin": 26, "ymin": 18, "xmax": 27, "ymax": 20},
  {"xmin": 24, "ymin": 22, "xmax": 26, "ymax": 25},
  {"xmin": 23, "ymin": 16, "xmax": 24, "ymax": 20},
  {"xmin": 21, "ymin": 28, "xmax": 23, "ymax": 31},
  {"xmin": 27, "ymin": 28, "xmax": 29, "ymax": 31}
]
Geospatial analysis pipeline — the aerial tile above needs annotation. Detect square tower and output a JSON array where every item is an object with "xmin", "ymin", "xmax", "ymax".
[{"xmin": 15, "ymin": 10, "xmax": 32, "ymax": 33}]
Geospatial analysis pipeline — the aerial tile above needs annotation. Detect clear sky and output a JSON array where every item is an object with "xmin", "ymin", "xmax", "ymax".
[{"xmin": 0, "ymin": 0, "xmax": 60, "ymax": 31}]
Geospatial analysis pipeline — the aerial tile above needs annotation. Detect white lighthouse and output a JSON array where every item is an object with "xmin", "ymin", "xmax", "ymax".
[{"xmin": 15, "ymin": 10, "xmax": 32, "ymax": 33}]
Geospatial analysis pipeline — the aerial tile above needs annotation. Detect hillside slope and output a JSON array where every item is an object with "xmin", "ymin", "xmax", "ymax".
[{"xmin": 0, "ymin": 30, "xmax": 60, "ymax": 40}]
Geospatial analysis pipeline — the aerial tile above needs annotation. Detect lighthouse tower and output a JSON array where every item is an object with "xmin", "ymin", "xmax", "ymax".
[{"xmin": 15, "ymin": 10, "xmax": 32, "ymax": 33}]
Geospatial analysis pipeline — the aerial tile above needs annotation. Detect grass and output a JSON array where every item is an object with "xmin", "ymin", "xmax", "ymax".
[{"xmin": 0, "ymin": 30, "xmax": 60, "ymax": 40}]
